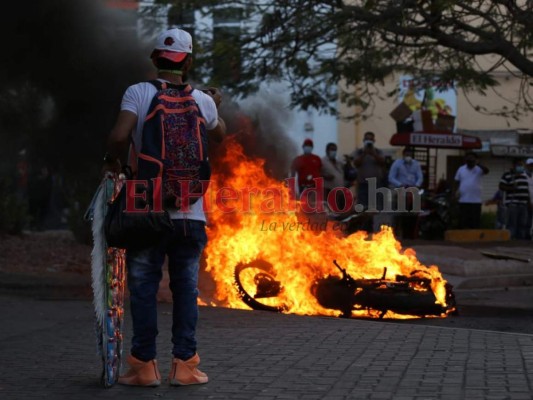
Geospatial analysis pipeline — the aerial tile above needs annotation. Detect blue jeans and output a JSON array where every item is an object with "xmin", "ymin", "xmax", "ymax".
[
  {"xmin": 506, "ymin": 203, "xmax": 529, "ymax": 240},
  {"xmin": 126, "ymin": 219, "xmax": 207, "ymax": 361}
]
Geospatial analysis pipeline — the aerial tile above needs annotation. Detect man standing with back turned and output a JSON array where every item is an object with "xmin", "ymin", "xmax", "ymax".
[{"xmin": 102, "ymin": 28, "xmax": 226, "ymax": 387}]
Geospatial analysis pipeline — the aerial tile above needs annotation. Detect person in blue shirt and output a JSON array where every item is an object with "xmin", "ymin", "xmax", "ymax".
[
  {"xmin": 388, "ymin": 147, "xmax": 424, "ymax": 189},
  {"xmin": 388, "ymin": 147, "xmax": 424, "ymax": 239}
]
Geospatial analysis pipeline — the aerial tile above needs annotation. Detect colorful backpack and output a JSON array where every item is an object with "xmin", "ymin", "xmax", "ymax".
[{"xmin": 136, "ymin": 80, "xmax": 210, "ymax": 211}]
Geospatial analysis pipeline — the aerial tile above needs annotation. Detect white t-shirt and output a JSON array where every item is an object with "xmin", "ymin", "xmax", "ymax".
[
  {"xmin": 454, "ymin": 165, "xmax": 484, "ymax": 204},
  {"xmin": 120, "ymin": 80, "xmax": 219, "ymax": 222}
]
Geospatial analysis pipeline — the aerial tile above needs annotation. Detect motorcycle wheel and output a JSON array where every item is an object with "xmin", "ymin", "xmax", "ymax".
[{"xmin": 234, "ymin": 259, "xmax": 286, "ymax": 312}]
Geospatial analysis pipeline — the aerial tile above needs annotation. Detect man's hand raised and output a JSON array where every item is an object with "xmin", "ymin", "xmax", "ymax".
[{"xmin": 203, "ymin": 87, "xmax": 222, "ymax": 108}]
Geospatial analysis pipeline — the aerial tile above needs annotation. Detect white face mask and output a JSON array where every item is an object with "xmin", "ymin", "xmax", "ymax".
[
  {"xmin": 303, "ymin": 146, "xmax": 313, "ymax": 154},
  {"xmin": 404, "ymin": 156, "xmax": 412, "ymax": 163},
  {"xmin": 363, "ymin": 140, "xmax": 374, "ymax": 147},
  {"xmin": 327, "ymin": 150, "xmax": 337, "ymax": 159}
]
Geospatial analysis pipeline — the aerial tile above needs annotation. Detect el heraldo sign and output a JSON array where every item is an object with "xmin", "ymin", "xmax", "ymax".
[{"xmin": 410, "ymin": 133, "xmax": 463, "ymax": 147}]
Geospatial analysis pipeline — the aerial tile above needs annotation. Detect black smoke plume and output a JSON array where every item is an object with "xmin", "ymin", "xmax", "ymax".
[{"xmin": 217, "ymin": 93, "xmax": 298, "ymax": 181}]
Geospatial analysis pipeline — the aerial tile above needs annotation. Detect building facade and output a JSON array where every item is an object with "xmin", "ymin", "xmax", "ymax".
[{"xmin": 337, "ymin": 66, "xmax": 533, "ymax": 202}]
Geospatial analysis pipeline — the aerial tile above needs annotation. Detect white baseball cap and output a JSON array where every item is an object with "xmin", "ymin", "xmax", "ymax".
[
  {"xmin": 526, "ymin": 158, "xmax": 533, "ymax": 165},
  {"xmin": 151, "ymin": 28, "xmax": 192, "ymax": 63}
]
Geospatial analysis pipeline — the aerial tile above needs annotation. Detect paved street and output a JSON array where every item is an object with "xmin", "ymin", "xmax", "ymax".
[
  {"xmin": 1, "ymin": 233, "xmax": 533, "ymax": 399},
  {"xmin": 1, "ymin": 293, "xmax": 532, "ymax": 400}
]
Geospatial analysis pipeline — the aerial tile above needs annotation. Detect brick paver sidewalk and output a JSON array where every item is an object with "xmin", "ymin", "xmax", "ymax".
[{"xmin": 0, "ymin": 294, "xmax": 532, "ymax": 400}]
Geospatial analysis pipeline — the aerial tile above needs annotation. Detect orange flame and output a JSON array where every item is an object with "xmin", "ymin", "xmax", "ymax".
[{"xmin": 203, "ymin": 139, "xmax": 452, "ymax": 319}]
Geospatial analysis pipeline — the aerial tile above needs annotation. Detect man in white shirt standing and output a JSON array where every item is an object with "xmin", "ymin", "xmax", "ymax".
[
  {"xmin": 454, "ymin": 152, "xmax": 489, "ymax": 229},
  {"xmin": 102, "ymin": 28, "xmax": 226, "ymax": 387}
]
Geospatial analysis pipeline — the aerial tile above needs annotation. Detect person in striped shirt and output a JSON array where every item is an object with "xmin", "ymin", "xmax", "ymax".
[{"xmin": 499, "ymin": 158, "xmax": 530, "ymax": 239}]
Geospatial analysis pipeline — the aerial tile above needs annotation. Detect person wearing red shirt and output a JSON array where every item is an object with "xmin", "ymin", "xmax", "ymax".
[{"xmin": 291, "ymin": 138, "xmax": 322, "ymax": 197}]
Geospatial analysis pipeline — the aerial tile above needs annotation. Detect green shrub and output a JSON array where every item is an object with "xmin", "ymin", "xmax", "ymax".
[
  {"xmin": 480, "ymin": 211, "xmax": 497, "ymax": 229},
  {"xmin": 0, "ymin": 179, "xmax": 28, "ymax": 235}
]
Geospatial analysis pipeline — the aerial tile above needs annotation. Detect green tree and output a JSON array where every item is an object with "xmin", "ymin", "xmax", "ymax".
[{"xmin": 154, "ymin": 0, "xmax": 533, "ymax": 118}]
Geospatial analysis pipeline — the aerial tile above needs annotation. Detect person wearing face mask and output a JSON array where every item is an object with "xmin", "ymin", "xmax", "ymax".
[
  {"xmin": 388, "ymin": 147, "xmax": 423, "ymax": 238},
  {"xmin": 351, "ymin": 131, "xmax": 386, "ymax": 211},
  {"xmin": 321, "ymin": 143, "xmax": 346, "ymax": 211},
  {"xmin": 290, "ymin": 138, "xmax": 322, "ymax": 197},
  {"xmin": 388, "ymin": 147, "xmax": 423, "ymax": 189},
  {"xmin": 453, "ymin": 152, "xmax": 489, "ymax": 229},
  {"xmin": 350, "ymin": 132, "xmax": 387, "ymax": 232},
  {"xmin": 499, "ymin": 158, "xmax": 530, "ymax": 239}
]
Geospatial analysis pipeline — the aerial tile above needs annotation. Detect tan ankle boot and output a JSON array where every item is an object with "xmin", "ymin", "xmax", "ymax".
[
  {"xmin": 118, "ymin": 355, "xmax": 161, "ymax": 386},
  {"xmin": 168, "ymin": 353, "xmax": 208, "ymax": 386}
]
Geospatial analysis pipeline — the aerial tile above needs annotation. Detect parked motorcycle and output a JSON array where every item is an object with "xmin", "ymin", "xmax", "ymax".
[
  {"xmin": 234, "ymin": 259, "xmax": 456, "ymax": 318},
  {"xmin": 416, "ymin": 189, "xmax": 451, "ymax": 240}
]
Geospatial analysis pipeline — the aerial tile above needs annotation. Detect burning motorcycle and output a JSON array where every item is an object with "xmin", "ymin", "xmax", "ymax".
[{"xmin": 234, "ymin": 259, "xmax": 456, "ymax": 319}]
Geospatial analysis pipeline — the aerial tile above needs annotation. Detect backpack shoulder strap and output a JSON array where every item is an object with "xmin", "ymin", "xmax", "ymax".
[
  {"xmin": 148, "ymin": 80, "xmax": 192, "ymax": 93},
  {"xmin": 148, "ymin": 80, "xmax": 164, "ymax": 91}
]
